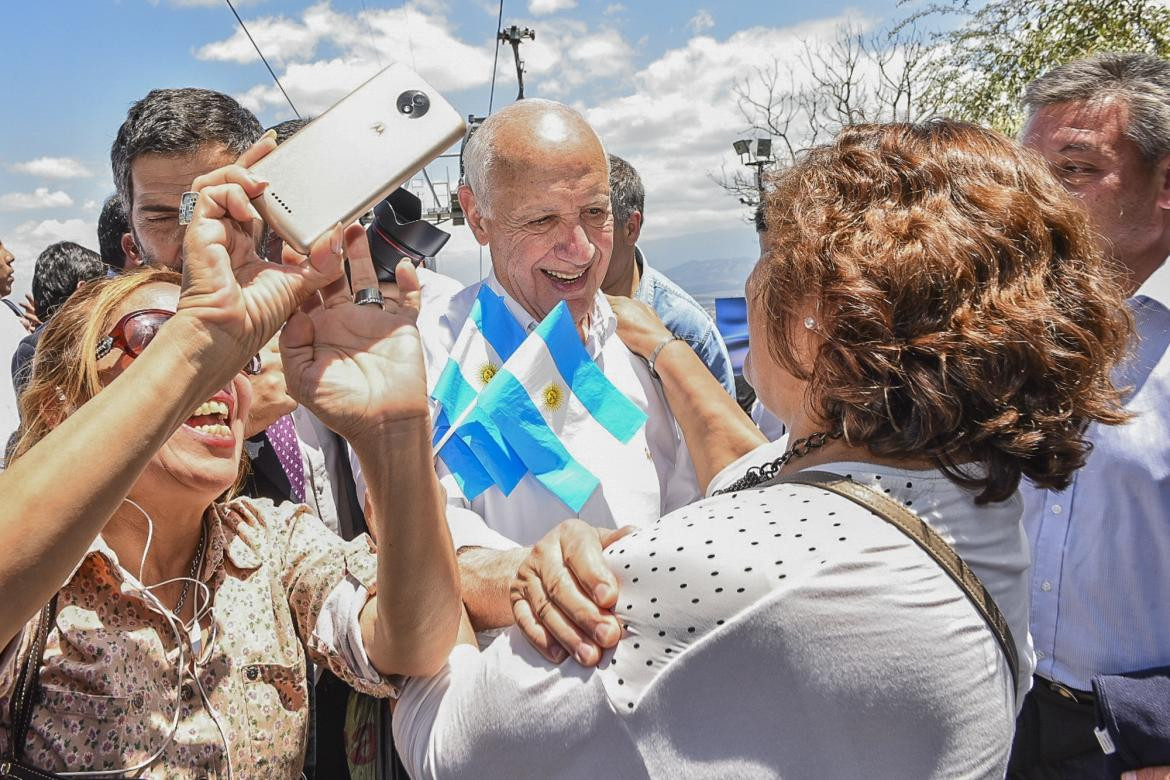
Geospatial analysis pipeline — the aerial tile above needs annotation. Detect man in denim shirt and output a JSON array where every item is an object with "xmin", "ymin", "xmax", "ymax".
[{"xmin": 602, "ymin": 154, "xmax": 735, "ymax": 395}]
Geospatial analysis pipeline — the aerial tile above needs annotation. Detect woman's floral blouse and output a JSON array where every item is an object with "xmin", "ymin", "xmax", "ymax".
[{"xmin": 0, "ymin": 497, "xmax": 397, "ymax": 778}]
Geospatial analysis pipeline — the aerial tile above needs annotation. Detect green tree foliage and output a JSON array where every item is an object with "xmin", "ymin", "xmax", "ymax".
[{"xmin": 929, "ymin": 0, "xmax": 1170, "ymax": 134}]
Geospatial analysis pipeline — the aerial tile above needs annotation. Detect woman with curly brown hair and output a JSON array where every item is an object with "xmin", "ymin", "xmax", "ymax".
[{"xmin": 388, "ymin": 119, "xmax": 1132, "ymax": 779}]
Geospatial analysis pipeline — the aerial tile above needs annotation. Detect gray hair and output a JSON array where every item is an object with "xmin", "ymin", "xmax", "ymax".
[
  {"xmin": 462, "ymin": 99, "xmax": 604, "ymax": 216},
  {"xmin": 1023, "ymin": 52, "xmax": 1170, "ymax": 161},
  {"xmin": 608, "ymin": 154, "xmax": 644, "ymax": 226}
]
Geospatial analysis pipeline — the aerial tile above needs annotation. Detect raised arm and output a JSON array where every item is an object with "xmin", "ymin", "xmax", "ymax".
[
  {"xmin": 0, "ymin": 135, "xmax": 348, "ymax": 649},
  {"xmin": 607, "ymin": 295, "xmax": 765, "ymax": 489},
  {"xmin": 280, "ymin": 229, "xmax": 460, "ymax": 678}
]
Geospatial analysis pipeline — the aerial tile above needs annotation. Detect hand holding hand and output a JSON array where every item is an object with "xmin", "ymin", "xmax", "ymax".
[
  {"xmin": 606, "ymin": 294, "xmax": 674, "ymax": 360},
  {"xmin": 280, "ymin": 226, "xmax": 429, "ymax": 448},
  {"xmin": 510, "ymin": 519, "xmax": 631, "ymax": 666}
]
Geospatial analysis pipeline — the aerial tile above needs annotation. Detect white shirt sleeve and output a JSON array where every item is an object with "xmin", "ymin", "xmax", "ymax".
[{"xmin": 392, "ymin": 644, "xmax": 481, "ymax": 778}]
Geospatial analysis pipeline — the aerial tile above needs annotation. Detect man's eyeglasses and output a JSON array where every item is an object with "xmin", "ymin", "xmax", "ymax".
[{"xmin": 96, "ymin": 308, "xmax": 261, "ymax": 375}]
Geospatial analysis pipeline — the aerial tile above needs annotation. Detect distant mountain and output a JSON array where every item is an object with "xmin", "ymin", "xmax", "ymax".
[{"xmin": 653, "ymin": 255, "xmax": 757, "ymax": 314}]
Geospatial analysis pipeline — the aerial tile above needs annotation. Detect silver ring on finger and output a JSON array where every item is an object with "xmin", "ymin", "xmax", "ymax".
[
  {"xmin": 353, "ymin": 287, "xmax": 385, "ymax": 309},
  {"xmin": 178, "ymin": 191, "xmax": 199, "ymax": 226}
]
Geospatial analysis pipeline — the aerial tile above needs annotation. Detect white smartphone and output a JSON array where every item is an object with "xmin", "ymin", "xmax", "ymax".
[{"xmin": 250, "ymin": 63, "xmax": 466, "ymax": 254}]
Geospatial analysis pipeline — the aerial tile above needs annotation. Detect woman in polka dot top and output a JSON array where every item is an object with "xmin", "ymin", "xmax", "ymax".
[{"xmin": 392, "ymin": 120, "xmax": 1132, "ymax": 778}]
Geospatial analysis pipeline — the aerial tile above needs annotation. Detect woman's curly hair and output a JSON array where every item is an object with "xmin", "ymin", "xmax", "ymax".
[{"xmin": 754, "ymin": 119, "xmax": 1133, "ymax": 503}]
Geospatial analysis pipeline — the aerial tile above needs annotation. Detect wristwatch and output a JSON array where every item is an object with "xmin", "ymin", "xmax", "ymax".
[{"xmin": 646, "ymin": 335, "xmax": 684, "ymax": 379}]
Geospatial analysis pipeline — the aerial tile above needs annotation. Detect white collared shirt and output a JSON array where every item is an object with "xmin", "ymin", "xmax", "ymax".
[{"xmin": 407, "ymin": 272, "xmax": 699, "ymax": 548}]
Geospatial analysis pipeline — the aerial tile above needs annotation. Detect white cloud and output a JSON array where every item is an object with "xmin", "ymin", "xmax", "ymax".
[
  {"xmin": 1, "ymin": 218, "xmax": 96, "ymax": 300},
  {"xmin": 528, "ymin": 0, "xmax": 577, "ymax": 14},
  {"xmin": 583, "ymin": 16, "xmax": 865, "ymax": 238},
  {"xmin": 604, "ymin": 4, "xmax": 627, "ymax": 15},
  {"xmin": 198, "ymin": 5, "xmax": 872, "ymax": 278},
  {"xmin": 689, "ymin": 9, "xmax": 715, "ymax": 34},
  {"xmin": 521, "ymin": 21, "xmax": 635, "ymax": 95},
  {"xmin": 8, "ymin": 157, "xmax": 93, "ymax": 179},
  {"xmin": 199, "ymin": 2, "xmax": 495, "ymax": 115},
  {"xmin": 0, "ymin": 188, "xmax": 75, "ymax": 212}
]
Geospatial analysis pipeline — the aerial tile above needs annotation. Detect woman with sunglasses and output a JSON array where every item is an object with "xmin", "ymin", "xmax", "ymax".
[{"xmin": 0, "ymin": 139, "xmax": 460, "ymax": 778}]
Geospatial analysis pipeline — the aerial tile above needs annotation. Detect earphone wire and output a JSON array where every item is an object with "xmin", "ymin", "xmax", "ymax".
[{"xmin": 56, "ymin": 500, "xmax": 230, "ymax": 778}]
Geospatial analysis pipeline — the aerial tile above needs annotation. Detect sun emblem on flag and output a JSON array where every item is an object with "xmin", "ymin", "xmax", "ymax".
[
  {"xmin": 542, "ymin": 382, "xmax": 565, "ymax": 412},
  {"xmin": 478, "ymin": 362, "xmax": 499, "ymax": 387}
]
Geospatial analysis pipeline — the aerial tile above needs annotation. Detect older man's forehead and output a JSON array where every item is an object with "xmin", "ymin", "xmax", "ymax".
[{"xmin": 1024, "ymin": 98, "xmax": 1130, "ymax": 151}]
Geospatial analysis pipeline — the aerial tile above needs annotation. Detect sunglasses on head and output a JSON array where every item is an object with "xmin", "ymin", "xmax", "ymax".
[{"xmin": 96, "ymin": 308, "xmax": 262, "ymax": 375}]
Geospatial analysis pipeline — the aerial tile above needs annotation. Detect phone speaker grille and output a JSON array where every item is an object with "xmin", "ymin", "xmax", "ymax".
[{"xmin": 269, "ymin": 190, "xmax": 293, "ymax": 214}]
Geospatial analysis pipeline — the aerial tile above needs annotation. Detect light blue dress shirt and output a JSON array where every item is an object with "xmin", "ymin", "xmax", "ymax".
[
  {"xmin": 633, "ymin": 247, "xmax": 736, "ymax": 396},
  {"xmin": 1021, "ymin": 278, "xmax": 1170, "ymax": 691}
]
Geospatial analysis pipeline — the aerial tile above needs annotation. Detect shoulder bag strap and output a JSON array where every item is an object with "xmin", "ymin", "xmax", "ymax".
[
  {"xmin": 776, "ymin": 470, "xmax": 1019, "ymax": 690},
  {"xmin": 2, "ymin": 595, "xmax": 65, "ymax": 779}
]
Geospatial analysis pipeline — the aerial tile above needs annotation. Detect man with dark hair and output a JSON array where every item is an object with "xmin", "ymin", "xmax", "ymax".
[
  {"xmin": 111, "ymin": 87, "xmax": 262, "ymax": 269},
  {"xmin": 97, "ymin": 196, "xmax": 130, "ymax": 270},
  {"xmin": 602, "ymin": 154, "xmax": 735, "ymax": 394},
  {"xmin": 30, "ymin": 241, "xmax": 105, "ymax": 322},
  {"xmin": 1012, "ymin": 52, "xmax": 1170, "ymax": 778},
  {"xmin": 11, "ymin": 242, "xmax": 106, "ymax": 398}
]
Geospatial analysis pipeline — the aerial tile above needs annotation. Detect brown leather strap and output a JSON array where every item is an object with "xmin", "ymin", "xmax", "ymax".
[
  {"xmin": 4, "ymin": 595, "xmax": 63, "ymax": 779},
  {"xmin": 776, "ymin": 471, "xmax": 1020, "ymax": 692}
]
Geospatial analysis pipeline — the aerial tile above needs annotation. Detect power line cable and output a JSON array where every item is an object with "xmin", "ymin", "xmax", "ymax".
[
  {"xmin": 487, "ymin": 0, "xmax": 504, "ymax": 113},
  {"xmin": 359, "ymin": 0, "xmax": 384, "ymax": 68},
  {"xmin": 224, "ymin": 0, "xmax": 300, "ymax": 118}
]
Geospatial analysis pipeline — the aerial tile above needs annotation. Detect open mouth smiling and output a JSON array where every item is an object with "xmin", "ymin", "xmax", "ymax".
[
  {"xmin": 183, "ymin": 392, "xmax": 235, "ymax": 442},
  {"xmin": 541, "ymin": 266, "xmax": 589, "ymax": 286}
]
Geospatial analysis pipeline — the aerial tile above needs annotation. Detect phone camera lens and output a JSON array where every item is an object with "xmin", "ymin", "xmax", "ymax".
[{"xmin": 397, "ymin": 90, "xmax": 430, "ymax": 118}]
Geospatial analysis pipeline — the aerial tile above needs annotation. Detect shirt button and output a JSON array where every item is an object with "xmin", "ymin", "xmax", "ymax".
[
  {"xmin": 1051, "ymin": 504, "xmax": 1062, "ymax": 515},
  {"xmin": 245, "ymin": 665, "xmax": 260, "ymax": 680},
  {"xmin": 1036, "ymin": 650, "xmax": 1046, "ymax": 660},
  {"xmin": 1041, "ymin": 580, "xmax": 1053, "ymax": 592}
]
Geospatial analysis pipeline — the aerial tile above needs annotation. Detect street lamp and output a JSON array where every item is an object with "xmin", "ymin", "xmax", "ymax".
[{"xmin": 732, "ymin": 137, "xmax": 774, "ymax": 203}]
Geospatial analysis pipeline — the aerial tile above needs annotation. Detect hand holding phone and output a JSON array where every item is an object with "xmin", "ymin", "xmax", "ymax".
[{"xmin": 250, "ymin": 63, "xmax": 466, "ymax": 254}]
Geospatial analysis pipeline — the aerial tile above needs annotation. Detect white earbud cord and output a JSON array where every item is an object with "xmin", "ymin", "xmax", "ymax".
[{"xmin": 55, "ymin": 499, "xmax": 233, "ymax": 779}]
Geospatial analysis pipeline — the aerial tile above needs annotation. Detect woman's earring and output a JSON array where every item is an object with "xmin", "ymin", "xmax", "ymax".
[{"xmin": 803, "ymin": 316, "xmax": 816, "ymax": 330}]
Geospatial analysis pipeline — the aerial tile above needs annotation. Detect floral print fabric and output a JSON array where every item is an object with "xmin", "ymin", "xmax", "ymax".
[{"xmin": 0, "ymin": 497, "xmax": 395, "ymax": 778}]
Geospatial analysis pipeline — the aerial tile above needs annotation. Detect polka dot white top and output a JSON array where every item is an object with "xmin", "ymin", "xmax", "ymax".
[{"xmin": 394, "ymin": 448, "xmax": 1035, "ymax": 779}]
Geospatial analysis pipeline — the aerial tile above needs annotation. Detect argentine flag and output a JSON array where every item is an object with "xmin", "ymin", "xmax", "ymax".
[
  {"xmin": 476, "ymin": 301, "xmax": 649, "ymax": 512},
  {"xmin": 431, "ymin": 285, "xmax": 528, "ymax": 499}
]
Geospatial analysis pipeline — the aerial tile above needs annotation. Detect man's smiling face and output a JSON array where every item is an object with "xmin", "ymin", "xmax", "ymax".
[{"xmin": 464, "ymin": 110, "xmax": 613, "ymax": 326}]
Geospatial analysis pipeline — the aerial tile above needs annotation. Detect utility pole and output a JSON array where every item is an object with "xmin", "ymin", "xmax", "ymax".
[
  {"xmin": 498, "ymin": 25, "xmax": 536, "ymax": 101},
  {"xmin": 732, "ymin": 138, "xmax": 774, "ymax": 207}
]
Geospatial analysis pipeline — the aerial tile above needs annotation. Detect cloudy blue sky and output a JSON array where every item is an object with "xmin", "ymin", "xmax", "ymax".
[{"xmin": 1, "ymin": 0, "xmax": 908, "ymax": 300}]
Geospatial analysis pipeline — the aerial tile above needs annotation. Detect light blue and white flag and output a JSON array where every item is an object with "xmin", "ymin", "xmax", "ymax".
[
  {"xmin": 476, "ymin": 301, "xmax": 649, "ymax": 512},
  {"xmin": 431, "ymin": 284, "xmax": 528, "ymax": 499}
]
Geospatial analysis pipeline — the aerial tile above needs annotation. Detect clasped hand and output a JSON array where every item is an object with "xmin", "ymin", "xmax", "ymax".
[{"xmin": 510, "ymin": 520, "xmax": 632, "ymax": 666}]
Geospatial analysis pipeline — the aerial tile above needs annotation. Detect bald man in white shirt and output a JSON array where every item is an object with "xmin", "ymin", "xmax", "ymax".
[{"xmin": 358, "ymin": 100, "xmax": 699, "ymax": 668}]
